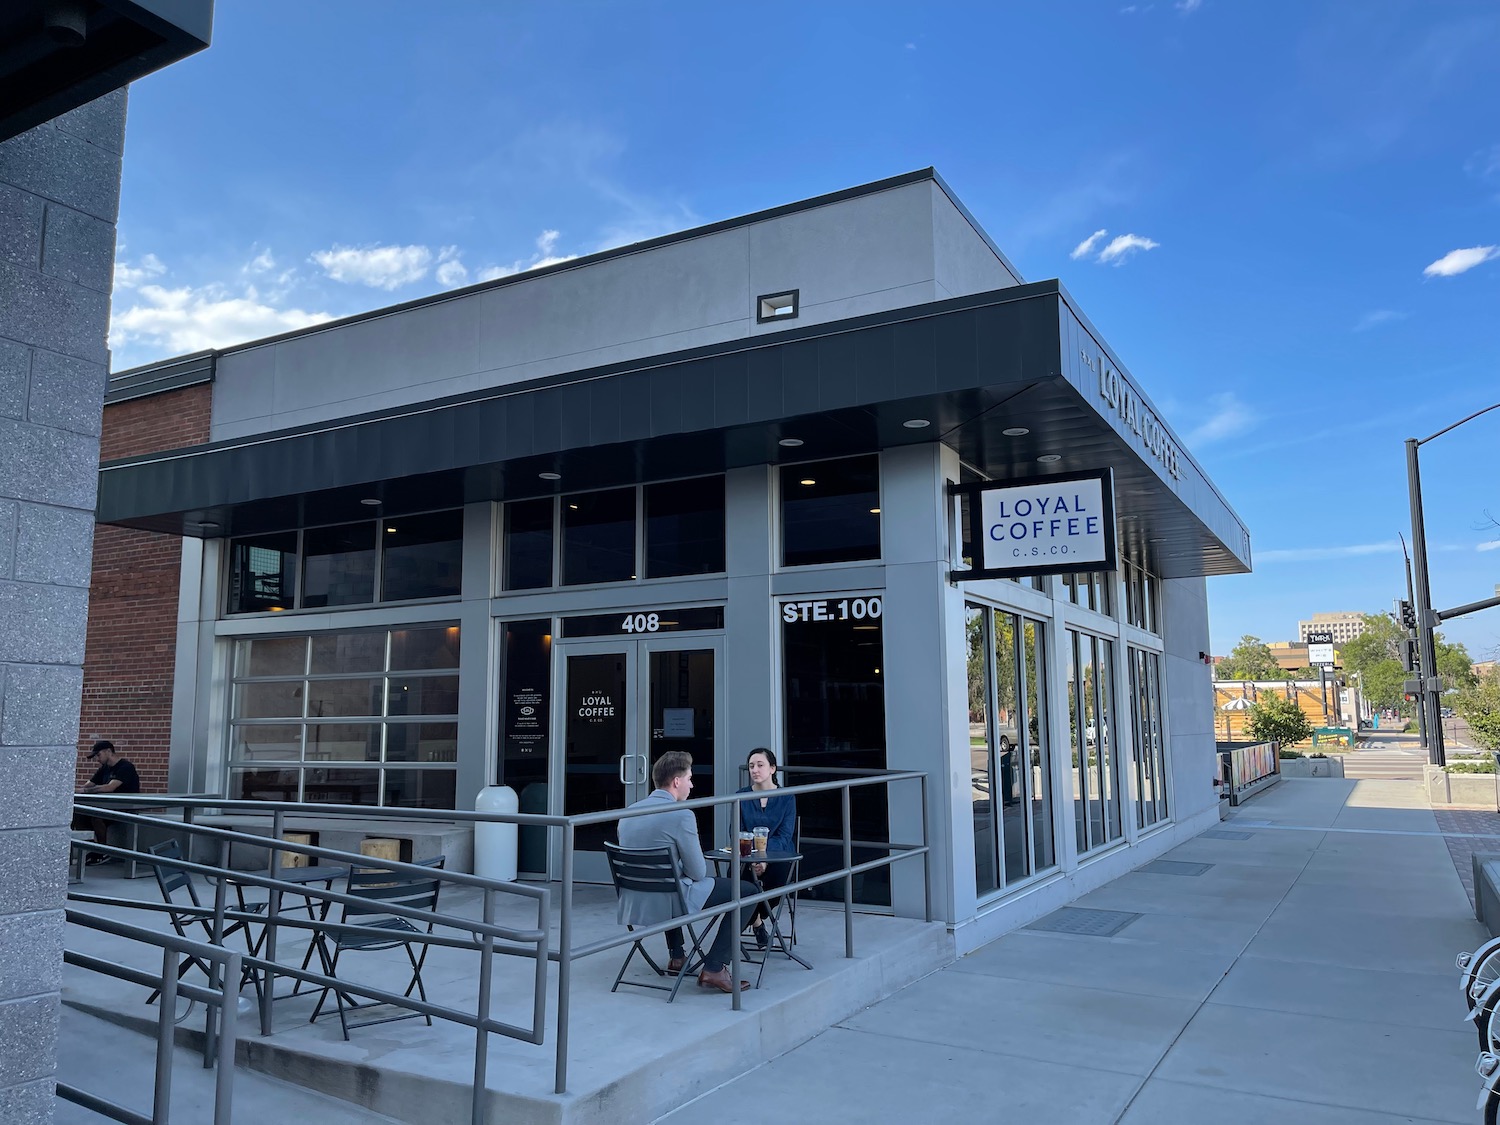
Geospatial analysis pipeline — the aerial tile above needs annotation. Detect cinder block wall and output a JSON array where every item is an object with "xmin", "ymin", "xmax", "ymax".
[
  {"xmin": 0, "ymin": 91, "xmax": 126, "ymax": 1123},
  {"xmin": 78, "ymin": 384, "xmax": 211, "ymax": 791}
]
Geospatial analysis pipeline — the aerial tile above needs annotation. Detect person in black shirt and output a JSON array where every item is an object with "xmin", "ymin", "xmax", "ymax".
[{"xmin": 75, "ymin": 739, "xmax": 141, "ymax": 864}]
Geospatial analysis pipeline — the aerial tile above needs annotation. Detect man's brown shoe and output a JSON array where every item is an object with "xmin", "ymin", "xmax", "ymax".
[
  {"xmin": 666, "ymin": 956, "xmax": 686, "ymax": 975},
  {"xmin": 697, "ymin": 966, "xmax": 749, "ymax": 993}
]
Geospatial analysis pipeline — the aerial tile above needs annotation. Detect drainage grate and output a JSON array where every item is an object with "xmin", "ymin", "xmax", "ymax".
[
  {"xmin": 1026, "ymin": 907, "xmax": 1141, "ymax": 937},
  {"xmin": 1200, "ymin": 829, "xmax": 1254, "ymax": 840},
  {"xmin": 1139, "ymin": 859, "xmax": 1213, "ymax": 877}
]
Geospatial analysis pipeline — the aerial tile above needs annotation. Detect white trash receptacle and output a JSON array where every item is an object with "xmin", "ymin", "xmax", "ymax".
[{"xmin": 474, "ymin": 785, "xmax": 519, "ymax": 881}]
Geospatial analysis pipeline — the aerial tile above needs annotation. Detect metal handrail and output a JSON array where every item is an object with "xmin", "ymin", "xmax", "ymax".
[
  {"xmin": 72, "ymin": 767, "xmax": 933, "ymax": 1099},
  {"xmin": 61, "ymin": 909, "xmax": 241, "ymax": 1125}
]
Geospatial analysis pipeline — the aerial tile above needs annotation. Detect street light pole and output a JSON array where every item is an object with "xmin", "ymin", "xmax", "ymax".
[
  {"xmin": 1405, "ymin": 438, "xmax": 1443, "ymax": 766},
  {"xmin": 1405, "ymin": 400, "xmax": 1500, "ymax": 769}
]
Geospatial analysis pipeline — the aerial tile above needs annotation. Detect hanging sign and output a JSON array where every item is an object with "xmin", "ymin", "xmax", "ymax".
[{"xmin": 949, "ymin": 469, "xmax": 1117, "ymax": 581}]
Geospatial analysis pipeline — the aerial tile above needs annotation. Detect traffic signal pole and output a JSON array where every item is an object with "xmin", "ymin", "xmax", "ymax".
[{"xmin": 1405, "ymin": 438, "xmax": 1444, "ymax": 767}]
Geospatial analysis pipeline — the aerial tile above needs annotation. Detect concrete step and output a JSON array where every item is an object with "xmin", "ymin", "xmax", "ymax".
[{"xmin": 56, "ymin": 1006, "xmax": 408, "ymax": 1125}]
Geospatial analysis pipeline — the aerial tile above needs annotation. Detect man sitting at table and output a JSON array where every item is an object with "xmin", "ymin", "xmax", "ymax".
[
  {"xmin": 616, "ymin": 750, "xmax": 755, "ymax": 994},
  {"xmin": 74, "ymin": 739, "xmax": 141, "ymax": 865}
]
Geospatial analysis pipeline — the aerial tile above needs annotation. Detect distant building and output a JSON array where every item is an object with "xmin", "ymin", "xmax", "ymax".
[
  {"xmin": 1298, "ymin": 612, "xmax": 1367, "ymax": 645},
  {"xmin": 1476, "ymin": 660, "xmax": 1498, "ymax": 680}
]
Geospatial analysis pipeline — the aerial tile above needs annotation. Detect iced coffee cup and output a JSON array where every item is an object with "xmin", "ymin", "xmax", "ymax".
[{"xmin": 752, "ymin": 827, "xmax": 769, "ymax": 855}]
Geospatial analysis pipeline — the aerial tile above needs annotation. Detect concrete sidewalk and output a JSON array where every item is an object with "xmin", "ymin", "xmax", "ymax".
[{"xmin": 659, "ymin": 777, "xmax": 1489, "ymax": 1125}]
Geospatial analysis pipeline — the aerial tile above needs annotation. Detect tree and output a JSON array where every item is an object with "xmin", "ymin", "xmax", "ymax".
[
  {"xmin": 1217, "ymin": 635, "xmax": 1281, "ymax": 681},
  {"xmin": 1437, "ymin": 638, "xmax": 1477, "ymax": 692},
  {"xmin": 1340, "ymin": 613, "xmax": 1410, "ymax": 713},
  {"xmin": 1246, "ymin": 692, "xmax": 1315, "ymax": 746},
  {"xmin": 1455, "ymin": 670, "xmax": 1500, "ymax": 752}
]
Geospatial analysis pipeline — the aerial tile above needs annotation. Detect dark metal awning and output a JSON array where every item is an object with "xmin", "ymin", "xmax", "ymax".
[{"xmin": 97, "ymin": 280, "xmax": 1251, "ymax": 579}]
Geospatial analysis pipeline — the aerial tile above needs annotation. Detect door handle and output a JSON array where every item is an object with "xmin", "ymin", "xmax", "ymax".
[
  {"xmin": 618, "ymin": 755, "xmax": 630, "ymax": 784},
  {"xmin": 637, "ymin": 754, "xmax": 650, "ymax": 784}
]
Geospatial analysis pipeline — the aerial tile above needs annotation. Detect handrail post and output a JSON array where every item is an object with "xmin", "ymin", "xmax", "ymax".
[
  {"xmin": 153, "ymin": 947, "xmax": 177, "ymax": 1125},
  {"xmin": 555, "ymin": 824, "xmax": 574, "ymax": 1095},
  {"xmin": 472, "ymin": 888, "xmax": 495, "ymax": 1125},
  {"xmin": 842, "ymin": 784, "xmax": 854, "ymax": 958},
  {"xmin": 216, "ymin": 950, "xmax": 241, "ymax": 1125},
  {"xmin": 205, "ymin": 837, "xmax": 232, "ymax": 1065},
  {"xmin": 262, "ymin": 808, "xmax": 285, "ymax": 1036},
  {"xmin": 730, "ymin": 824, "xmax": 743, "ymax": 1012},
  {"xmin": 919, "ymin": 774, "xmax": 932, "ymax": 923}
]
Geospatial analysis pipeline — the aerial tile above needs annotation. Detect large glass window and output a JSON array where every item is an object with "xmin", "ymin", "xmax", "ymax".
[
  {"xmin": 228, "ymin": 624, "xmax": 460, "ymax": 808},
  {"xmin": 645, "ymin": 476, "xmax": 725, "ymax": 577},
  {"xmin": 1068, "ymin": 629, "xmax": 1123, "ymax": 855},
  {"xmin": 504, "ymin": 498, "xmax": 555, "ymax": 590},
  {"xmin": 1130, "ymin": 647, "xmax": 1169, "ymax": 828},
  {"xmin": 226, "ymin": 511, "xmax": 462, "ymax": 614},
  {"xmin": 498, "ymin": 619, "xmax": 552, "ymax": 873},
  {"xmin": 1123, "ymin": 558, "xmax": 1159, "ymax": 634},
  {"xmin": 381, "ymin": 509, "xmax": 464, "ymax": 601},
  {"xmin": 1063, "ymin": 571, "xmax": 1112, "ymax": 616},
  {"xmin": 967, "ymin": 604, "xmax": 1055, "ymax": 897},
  {"xmin": 562, "ymin": 487, "xmax": 636, "ymax": 585},
  {"xmin": 781, "ymin": 593, "xmax": 887, "ymax": 904},
  {"xmin": 780, "ymin": 455, "xmax": 880, "ymax": 566}
]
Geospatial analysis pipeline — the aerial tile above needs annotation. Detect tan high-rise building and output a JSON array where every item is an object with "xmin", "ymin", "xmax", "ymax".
[{"xmin": 1298, "ymin": 612, "xmax": 1367, "ymax": 645}]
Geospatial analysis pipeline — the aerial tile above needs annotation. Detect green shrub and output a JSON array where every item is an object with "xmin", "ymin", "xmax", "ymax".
[
  {"xmin": 1446, "ymin": 760, "xmax": 1497, "ymax": 774},
  {"xmin": 1278, "ymin": 749, "xmax": 1303, "ymax": 759}
]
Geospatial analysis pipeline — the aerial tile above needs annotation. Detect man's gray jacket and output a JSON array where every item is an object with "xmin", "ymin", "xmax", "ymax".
[{"xmin": 615, "ymin": 789, "xmax": 713, "ymax": 926}]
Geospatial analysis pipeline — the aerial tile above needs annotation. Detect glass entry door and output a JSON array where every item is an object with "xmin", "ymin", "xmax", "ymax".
[{"xmin": 555, "ymin": 637, "xmax": 720, "ymax": 882}]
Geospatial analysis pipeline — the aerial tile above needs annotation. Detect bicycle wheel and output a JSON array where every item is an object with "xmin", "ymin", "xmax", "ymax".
[{"xmin": 1462, "ymin": 938, "xmax": 1500, "ymax": 1011}]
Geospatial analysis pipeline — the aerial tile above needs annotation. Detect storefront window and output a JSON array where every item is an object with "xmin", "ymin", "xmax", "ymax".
[
  {"xmin": 968, "ymin": 604, "xmax": 1056, "ymax": 897},
  {"xmin": 645, "ymin": 476, "xmax": 725, "ymax": 577},
  {"xmin": 503, "ymin": 498, "xmax": 555, "ymax": 590},
  {"xmin": 1130, "ymin": 647, "xmax": 1169, "ymax": 827},
  {"xmin": 228, "ymin": 624, "xmax": 460, "ymax": 808},
  {"xmin": 781, "ymin": 593, "xmax": 887, "ymax": 904},
  {"xmin": 498, "ymin": 619, "xmax": 552, "ymax": 871},
  {"xmin": 562, "ymin": 487, "xmax": 636, "ymax": 585},
  {"xmin": 780, "ymin": 455, "xmax": 880, "ymax": 566},
  {"xmin": 380, "ymin": 509, "xmax": 463, "ymax": 601},
  {"xmin": 1123, "ymin": 558, "xmax": 1159, "ymax": 633},
  {"xmin": 226, "ymin": 511, "xmax": 463, "ymax": 615},
  {"xmin": 1063, "ymin": 572, "xmax": 1112, "ymax": 616},
  {"xmin": 1068, "ymin": 629, "xmax": 1123, "ymax": 854}
]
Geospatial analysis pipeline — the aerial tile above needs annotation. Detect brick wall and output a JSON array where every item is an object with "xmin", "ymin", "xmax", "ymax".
[{"xmin": 78, "ymin": 382, "xmax": 210, "ymax": 792}]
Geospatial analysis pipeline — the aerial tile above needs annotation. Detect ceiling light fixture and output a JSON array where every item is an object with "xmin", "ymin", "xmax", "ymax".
[
  {"xmin": 359, "ymin": 498, "xmax": 381, "ymax": 506},
  {"xmin": 778, "ymin": 437, "xmax": 804, "ymax": 447},
  {"xmin": 1001, "ymin": 427, "xmax": 1029, "ymax": 437},
  {"xmin": 386, "ymin": 526, "xmax": 397, "ymax": 533},
  {"xmin": 538, "ymin": 472, "xmax": 561, "ymax": 481},
  {"xmin": 1037, "ymin": 454, "xmax": 1062, "ymax": 463},
  {"xmin": 902, "ymin": 418, "xmax": 930, "ymax": 429},
  {"xmin": 800, "ymin": 478, "xmax": 816, "ymax": 486},
  {"xmin": 869, "ymin": 507, "xmax": 880, "ymax": 514}
]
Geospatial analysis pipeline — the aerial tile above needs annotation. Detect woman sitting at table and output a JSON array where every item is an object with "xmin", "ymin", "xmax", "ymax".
[{"xmin": 736, "ymin": 747, "xmax": 795, "ymax": 949}]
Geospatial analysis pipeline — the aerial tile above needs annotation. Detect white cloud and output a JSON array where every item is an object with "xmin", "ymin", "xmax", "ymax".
[
  {"xmin": 1479, "ymin": 540, "xmax": 1500, "ymax": 552},
  {"xmin": 1257, "ymin": 541, "xmax": 1402, "ymax": 563},
  {"xmin": 1353, "ymin": 309, "xmax": 1406, "ymax": 332},
  {"xmin": 1071, "ymin": 229, "xmax": 1108, "ymax": 260},
  {"xmin": 476, "ymin": 230, "xmax": 578, "ymax": 282},
  {"xmin": 1185, "ymin": 392, "xmax": 1257, "ymax": 446},
  {"xmin": 244, "ymin": 247, "xmax": 275, "ymax": 275},
  {"xmin": 1175, "ymin": 0, "xmax": 1202, "ymax": 11},
  {"xmin": 1097, "ymin": 233, "xmax": 1160, "ymax": 265},
  {"xmin": 1466, "ymin": 144, "xmax": 1500, "ymax": 183},
  {"xmin": 1423, "ymin": 245, "xmax": 1500, "ymax": 278},
  {"xmin": 111, "ymin": 282, "xmax": 332, "ymax": 362},
  {"xmin": 433, "ymin": 245, "xmax": 468, "ymax": 288},
  {"xmin": 310, "ymin": 243, "xmax": 433, "ymax": 290},
  {"xmin": 114, "ymin": 253, "xmax": 166, "ymax": 289}
]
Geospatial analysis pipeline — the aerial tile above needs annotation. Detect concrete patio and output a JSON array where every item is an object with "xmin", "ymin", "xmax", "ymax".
[{"xmin": 61, "ymin": 776, "xmax": 1492, "ymax": 1124}]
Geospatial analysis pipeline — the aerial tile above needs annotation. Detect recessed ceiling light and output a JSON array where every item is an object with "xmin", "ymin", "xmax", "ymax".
[
  {"xmin": 568, "ymin": 503, "xmax": 579, "ymax": 510},
  {"xmin": 800, "ymin": 478, "xmax": 816, "ymax": 486},
  {"xmin": 779, "ymin": 437, "xmax": 804, "ymax": 447},
  {"xmin": 539, "ymin": 472, "xmax": 561, "ymax": 481},
  {"xmin": 386, "ymin": 526, "xmax": 397, "ymax": 533},
  {"xmin": 903, "ymin": 418, "xmax": 930, "ymax": 429},
  {"xmin": 1002, "ymin": 427, "xmax": 1029, "ymax": 437},
  {"xmin": 194, "ymin": 521, "xmax": 220, "ymax": 531},
  {"xmin": 359, "ymin": 498, "xmax": 381, "ymax": 506},
  {"xmin": 869, "ymin": 507, "xmax": 880, "ymax": 514},
  {"xmin": 1037, "ymin": 454, "xmax": 1062, "ymax": 463}
]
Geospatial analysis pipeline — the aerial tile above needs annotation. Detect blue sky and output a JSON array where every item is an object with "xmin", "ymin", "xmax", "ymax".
[{"xmin": 110, "ymin": 1, "xmax": 1500, "ymax": 659}]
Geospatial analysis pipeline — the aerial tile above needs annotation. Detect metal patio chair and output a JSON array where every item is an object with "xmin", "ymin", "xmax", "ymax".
[
  {"xmin": 145, "ymin": 839, "xmax": 266, "ymax": 1005},
  {"xmin": 308, "ymin": 855, "xmax": 445, "ymax": 1039},
  {"xmin": 604, "ymin": 842, "xmax": 709, "ymax": 1002}
]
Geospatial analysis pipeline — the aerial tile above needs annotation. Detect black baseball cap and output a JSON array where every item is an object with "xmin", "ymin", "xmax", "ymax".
[{"xmin": 87, "ymin": 740, "xmax": 114, "ymax": 759}]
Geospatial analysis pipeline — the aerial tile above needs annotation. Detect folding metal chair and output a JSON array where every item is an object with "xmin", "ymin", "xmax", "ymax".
[
  {"xmin": 604, "ymin": 842, "xmax": 709, "ymax": 1002},
  {"xmin": 145, "ymin": 839, "xmax": 265, "ymax": 1004},
  {"xmin": 308, "ymin": 856, "xmax": 444, "ymax": 1039}
]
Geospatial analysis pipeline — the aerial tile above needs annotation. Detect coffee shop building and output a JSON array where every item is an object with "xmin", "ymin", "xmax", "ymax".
[{"xmin": 89, "ymin": 169, "xmax": 1251, "ymax": 953}]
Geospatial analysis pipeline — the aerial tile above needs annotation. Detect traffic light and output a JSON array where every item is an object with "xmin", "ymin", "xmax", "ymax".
[
  {"xmin": 1401, "ymin": 638, "xmax": 1419, "ymax": 672},
  {"xmin": 1396, "ymin": 599, "xmax": 1417, "ymax": 630}
]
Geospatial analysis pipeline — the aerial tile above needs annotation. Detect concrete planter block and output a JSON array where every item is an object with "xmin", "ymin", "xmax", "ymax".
[
  {"xmin": 1279, "ymin": 757, "xmax": 1344, "ymax": 779},
  {"xmin": 1426, "ymin": 764, "xmax": 1499, "ymax": 808}
]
